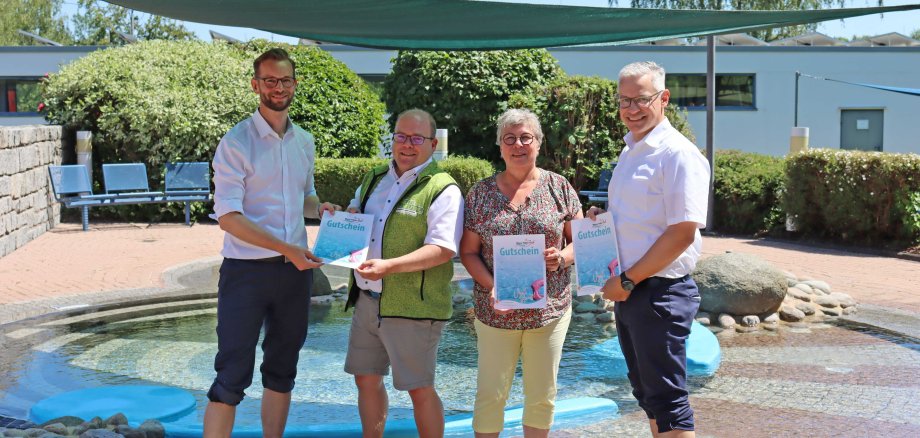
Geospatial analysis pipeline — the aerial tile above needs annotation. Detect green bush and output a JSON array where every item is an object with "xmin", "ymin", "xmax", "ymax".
[
  {"xmin": 42, "ymin": 39, "xmax": 385, "ymax": 222},
  {"xmin": 315, "ymin": 157, "xmax": 386, "ymax": 208},
  {"xmin": 383, "ymin": 50, "xmax": 563, "ymax": 163},
  {"xmin": 434, "ymin": 155, "xmax": 496, "ymax": 195},
  {"xmin": 508, "ymin": 75, "xmax": 696, "ymax": 192},
  {"xmin": 712, "ymin": 150, "xmax": 785, "ymax": 234},
  {"xmin": 315, "ymin": 156, "xmax": 495, "ymax": 208},
  {"xmin": 784, "ymin": 149, "xmax": 920, "ymax": 245}
]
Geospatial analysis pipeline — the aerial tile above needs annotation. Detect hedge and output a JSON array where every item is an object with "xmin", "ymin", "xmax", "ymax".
[
  {"xmin": 784, "ymin": 149, "xmax": 920, "ymax": 245},
  {"xmin": 315, "ymin": 156, "xmax": 495, "ymax": 208},
  {"xmin": 383, "ymin": 50, "xmax": 563, "ymax": 163},
  {"xmin": 712, "ymin": 150, "xmax": 785, "ymax": 234},
  {"xmin": 508, "ymin": 75, "xmax": 695, "ymax": 192}
]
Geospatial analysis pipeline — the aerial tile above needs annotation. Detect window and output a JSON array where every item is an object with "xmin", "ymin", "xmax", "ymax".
[
  {"xmin": 665, "ymin": 74, "xmax": 755, "ymax": 109},
  {"xmin": 1, "ymin": 78, "xmax": 43, "ymax": 114}
]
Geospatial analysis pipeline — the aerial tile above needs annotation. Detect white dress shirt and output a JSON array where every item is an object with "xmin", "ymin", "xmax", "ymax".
[
  {"xmin": 212, "ymin": 109, "xmax": 317, "ymax": 259},
  {"xmin": 608, "ymin": 118, "xmax": 710, "ymax": 278},
  {"xmin": 348, "ymin": 158, "xmax": 464, "ymax": 292}
]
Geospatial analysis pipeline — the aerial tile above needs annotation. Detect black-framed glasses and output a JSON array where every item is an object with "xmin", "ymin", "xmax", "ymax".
[
  {"xmin": 616, "ymin": 90, "xmax": 664, "ymax": 109},
  {"xmin": 501, "ymin": 133, "xmax": 537, "ymax": 146},
  {"xmin": 256, "ymin": 76, "xmax": 296, "ymax": 89},
  {"xmin": 393, "ymin": 133, "xmax": 433, "ymax": 146}
]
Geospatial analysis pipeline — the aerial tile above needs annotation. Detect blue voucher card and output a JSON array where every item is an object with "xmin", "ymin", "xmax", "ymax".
[
  {"xmin": 492, "ymin": 234, "xmax": 547, "ymax": 310},
  {"xmin": 571, "ymin": 212, "xmax": 621, "ymax": 296},
  {"xmin": 312, "ymin": 212, "xmax": 374, "ymax": 269}
]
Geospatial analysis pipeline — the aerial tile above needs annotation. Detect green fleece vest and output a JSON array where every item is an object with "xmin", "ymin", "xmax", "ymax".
[{"xmin": 345, "ymin": 162, "xmax": 458, "ymax": 320}]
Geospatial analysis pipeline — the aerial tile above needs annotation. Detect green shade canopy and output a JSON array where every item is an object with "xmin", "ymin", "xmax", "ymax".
[{"xmin": 108, "ymin": 0, "xmax": 920, "ymax": 50}]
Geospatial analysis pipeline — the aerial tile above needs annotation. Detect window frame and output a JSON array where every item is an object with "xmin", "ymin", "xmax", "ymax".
[
  {"xmin": 665, "ymin": 73, "xmax": 757, "ymax": 111},
  {"xmin": 1, "ymin": 77, "xmax": 44, "ymax": 116}
]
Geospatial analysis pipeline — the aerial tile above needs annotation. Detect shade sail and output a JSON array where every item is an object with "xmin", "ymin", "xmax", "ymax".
[
  {"xmin": 108, "ymin": 0, "xmax": 920, "ymax": 50},
  {"xmin": 826, "ymin": 79, "xmax": 920, "ymax": 97}
]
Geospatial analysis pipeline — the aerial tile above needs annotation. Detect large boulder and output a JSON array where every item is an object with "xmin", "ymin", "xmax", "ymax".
[{"xmin": 694, "ymin": 252, "xmax": 786, "ymax": 316}]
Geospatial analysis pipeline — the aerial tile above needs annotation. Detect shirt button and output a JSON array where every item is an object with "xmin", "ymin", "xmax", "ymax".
[
  {"xmin": 371, "ymin": 239, "xmax": 375, "ymax": 242},
  {"xmin": 379, "ymin": 219, "xmax": 383, "ymax": 222}
]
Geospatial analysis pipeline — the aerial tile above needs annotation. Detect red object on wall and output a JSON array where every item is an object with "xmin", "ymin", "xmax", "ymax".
[{"xmin": 6, "ymin": 87, "xmax": 17, "ymax": 112}]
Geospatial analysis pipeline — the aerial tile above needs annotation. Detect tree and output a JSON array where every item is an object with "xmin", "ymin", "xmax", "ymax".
[
  {"xmin": 71, "ymin": 0, "xmax": 194, "ymax": 45},
  {"xmin": 610, "ymin": 0, "xmax": 857, "ymax": 42},
  {"xmin": 0, "ymin": 0, "xmax": 72, "ymax": 45},
  {"xmin": 911, "ymin": 28, "xmax": 920, "ymax": 40}
]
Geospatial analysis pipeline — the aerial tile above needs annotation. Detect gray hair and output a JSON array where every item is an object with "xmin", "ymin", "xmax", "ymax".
[
  {"xmin": 495, "ymin": 108, "xmax": 544, "ymax": 145},
  {"xmin": 619, "ymin": 61, "xmax": 666, "ymax": 91},
  {"xmin": 397, "ymin": 108, "xmax": 437, "ymax": 137}
]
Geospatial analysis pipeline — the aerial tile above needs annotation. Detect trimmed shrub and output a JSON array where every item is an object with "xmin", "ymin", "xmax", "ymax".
[
  {"xmin": 784, "ymin": 149, "xmax": 920, "ymax": 245},
  {"xmin": 383, "ymin": 50, "xmax": 563, "ymax": 163},
  {"xmin": 434, "ymin": 155, "xmax": 496, "ymax": 195},
  {"xmin": 508, "ymin": 75, "xmax": 695, "ymax": 192},
  {"xmin": 315, "ymin": 156, "xmax": 495, "ymax": 208},
  {"xmin": 42, "ymin": 39, "xmax": 385, "ymax": 222},
  {"xmin": 315, "ymin": 158, "xmax": 386, "ymax": 208},
  {"xmin": 712, "ymin": 150, "xmax": 785, "ymax": 234}
]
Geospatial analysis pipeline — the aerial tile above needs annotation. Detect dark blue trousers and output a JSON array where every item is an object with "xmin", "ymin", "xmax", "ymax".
[
  {"xmin": 614, "ymin": 275, "xmax": 700, "ymax": 433},
  {"xmin": 207, "ymin": 257, "xmax": 313, "ymax": 406}
]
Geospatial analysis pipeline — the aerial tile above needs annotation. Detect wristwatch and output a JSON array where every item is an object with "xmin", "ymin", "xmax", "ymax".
[{"xmin": 619, "ymin": 272, "xmax": 636, "ymax": 292}]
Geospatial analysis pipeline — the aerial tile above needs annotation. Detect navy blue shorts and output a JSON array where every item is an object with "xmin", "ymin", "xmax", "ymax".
[
  {"xmin": 614, "ymin": 275, "xmax": 700, "ymax": 433},
  {"xmin": 207, "ymin": 257, "xmax": 313, "ymax": 406}
]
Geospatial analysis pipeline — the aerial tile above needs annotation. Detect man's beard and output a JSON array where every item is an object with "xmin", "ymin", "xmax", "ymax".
[{"xmin": 261, "ymin": 93, "xmax": 293, "ymax": 112}]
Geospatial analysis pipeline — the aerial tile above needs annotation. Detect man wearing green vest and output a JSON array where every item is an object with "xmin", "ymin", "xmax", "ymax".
[{"xmin": 342, "ymin": 109, "xmax": 463, "ymax": 438}]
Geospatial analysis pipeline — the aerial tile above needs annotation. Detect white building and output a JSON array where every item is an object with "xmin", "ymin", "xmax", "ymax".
[{"xmin": 3, "ymin": 36, "xmax": 919, "ymax": 156}]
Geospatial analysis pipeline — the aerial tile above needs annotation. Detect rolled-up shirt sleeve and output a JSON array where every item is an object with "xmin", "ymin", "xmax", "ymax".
[
  {"xmin": 425, "ymin": 185, "xmax": 464, "ymax": 255},
  {"xmin": 212, "ymin": 137, "xmax": 248, "ymax": 219}
]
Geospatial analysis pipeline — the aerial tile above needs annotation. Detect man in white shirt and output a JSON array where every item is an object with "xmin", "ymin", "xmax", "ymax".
[
  {"xmin": 205, "ymin": 48, "xmax": 339, "ymax": 438},
  {"xmin": 588, "ymin": 61, "xmax": 710, "ymax": 437},
  {"xmin": 341, "ymin": 109, "xmax": 463, "ymax": 438}
]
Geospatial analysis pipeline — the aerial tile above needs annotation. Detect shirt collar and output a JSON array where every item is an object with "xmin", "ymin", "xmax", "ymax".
[
  {"xmin": 251, "ymin": 109, "xmax": 293, "ymax": 140},
  {"xmin": 624, "ymin": 118, "xmax": 673, "ymax": 150},
  {"xmin": 389, "ymin": 157, "xmax": 433, "ymax": 181}
]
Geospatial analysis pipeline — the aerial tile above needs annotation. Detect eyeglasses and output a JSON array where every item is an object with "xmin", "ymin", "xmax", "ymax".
[
  {"xmin": 393, "ymin": 133, "xmax": 433, "ymax": 146},
  {"xmin": 501, "ymin": 134, "xmax": 537, "ymax": 146},
  {"xmin": 256, "ymin": 76, "xmax": 296, "ymax": 89},
  {"xmin": 616, "ymin": 90, "xmax": 664, "ymax": 109}
]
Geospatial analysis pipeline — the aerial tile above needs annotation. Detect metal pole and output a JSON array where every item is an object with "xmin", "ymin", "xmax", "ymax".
[
  {"xmin": 705, "ymin": 36, "xmax": 716, "ymax": 230},
  {"xmin": 794, "ymin": 71, "xmax": 800, "ymax": 127}
]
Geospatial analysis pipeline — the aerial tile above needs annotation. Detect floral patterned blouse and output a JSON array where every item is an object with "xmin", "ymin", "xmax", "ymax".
[{"xmin": 464, "ymin": 169, "xmax": 582, "ymax": 330}]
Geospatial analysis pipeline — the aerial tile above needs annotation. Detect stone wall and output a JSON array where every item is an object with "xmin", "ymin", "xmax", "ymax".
[{"xmin": 0, "ymin": 125, "xmax": 63, "ymax": 258}]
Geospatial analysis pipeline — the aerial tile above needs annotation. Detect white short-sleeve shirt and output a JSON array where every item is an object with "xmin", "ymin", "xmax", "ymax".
[
  {"xmin": 608, "ymin": 118, "xmax": 711, "ymax": 278},
  {"xmin": 212, "ymin": 109, "xmax": 317, "ymax": 259},
  {"xmin": 349, "ymin": 158, "xmax": 464, "ymax": 292}
]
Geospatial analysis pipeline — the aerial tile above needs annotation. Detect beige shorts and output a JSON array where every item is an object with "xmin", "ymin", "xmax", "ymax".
[{"xmin": 344, "ymin": 291, "xmax": 446, "ymax": 391}]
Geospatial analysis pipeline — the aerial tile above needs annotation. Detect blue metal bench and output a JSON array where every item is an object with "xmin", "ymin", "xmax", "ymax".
[
  {"xmin": 101, "ymin": 162, "xmax": 212, "ymax": 226},
  {"xmin": 49, "ymin": 163, "xmax": 211, "ymax": 231},
  {"xmin": 48, "ymin": 165, "xmax": 120, "ymax": 231}
]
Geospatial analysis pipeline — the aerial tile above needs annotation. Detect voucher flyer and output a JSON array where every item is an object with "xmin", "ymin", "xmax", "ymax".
[
  {"xmin": 312, "ymin": 212, "xmax": 374, "ymax": 269},
  {"xmin": 571, "ymin": 212, "xmax": 621, "ymax": 296},
  {"xmin": 492, "ymin": 234, "xmax": 547, "ymax": 310}
]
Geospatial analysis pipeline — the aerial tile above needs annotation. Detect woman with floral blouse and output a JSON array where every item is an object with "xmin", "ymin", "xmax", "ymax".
[{"xmin": 459, "ymin": 108, "xmax": 583, "ymax": 438}]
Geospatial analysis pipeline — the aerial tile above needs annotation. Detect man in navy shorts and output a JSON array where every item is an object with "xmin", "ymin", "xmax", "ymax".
[
  {"xmin": 589, "ymin": 61, "xmax": 711, "ymax": 437},
  {"xmin": 205, "ymin": 48, "xmax": 339, "ymax": 438}
]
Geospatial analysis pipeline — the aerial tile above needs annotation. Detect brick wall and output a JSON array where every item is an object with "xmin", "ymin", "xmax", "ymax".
[{"xmin": 0, "ymin": 126, "xmax": 63, "ymax": 258}]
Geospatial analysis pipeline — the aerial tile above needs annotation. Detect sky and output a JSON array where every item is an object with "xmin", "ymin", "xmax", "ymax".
[{"xmin": 66, "ymin": 0, "xmax": 920, "ymax": 44}]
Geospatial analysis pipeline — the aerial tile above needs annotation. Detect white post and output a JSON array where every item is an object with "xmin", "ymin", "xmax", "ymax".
[
  {"xmin": 76, "ymin": 131, "xmax": 93, "ymax": 183},
  {"xmin": 790, "ymin": 127, "xmax": 809, "ymax": 155},
  {"xmin": 433, "ymin": 128, "xmax": 448, "ymax": 161}
]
